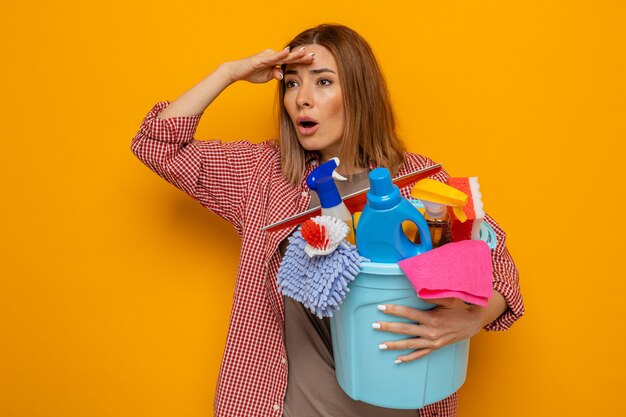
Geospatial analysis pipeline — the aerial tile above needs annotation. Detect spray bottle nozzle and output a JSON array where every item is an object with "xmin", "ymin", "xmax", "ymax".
[
  {"xmin": 306, "ymin": 158, "xmax": 343, "ymax": 209},
  {"xmin": 411, "ymin": 179, "xmax": 469, "ymax": 222}
]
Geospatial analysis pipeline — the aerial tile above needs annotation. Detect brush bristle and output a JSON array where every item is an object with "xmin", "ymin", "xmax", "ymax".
[{"xmin": 301, "ymin": 219, "xmax": 329, "ymax": 250}]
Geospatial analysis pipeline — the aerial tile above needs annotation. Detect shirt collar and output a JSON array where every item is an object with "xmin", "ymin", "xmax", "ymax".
[{"xmin": 305, "ymin": 151, "xmax": 319, "ymax": 167}]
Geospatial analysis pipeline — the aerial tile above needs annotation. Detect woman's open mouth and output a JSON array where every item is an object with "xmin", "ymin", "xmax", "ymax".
[{"xmin": 296, "ymin": 117, "xmax": 320, "ymax": 136}]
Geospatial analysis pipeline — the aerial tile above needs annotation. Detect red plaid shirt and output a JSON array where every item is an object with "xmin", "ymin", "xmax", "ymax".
[{"xmin": 131, "ymin": 101, "xmax": 524, "ymax": 417}]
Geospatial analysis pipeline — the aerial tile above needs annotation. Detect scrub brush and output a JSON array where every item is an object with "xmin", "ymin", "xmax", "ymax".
[{"xmin": 277, "ymin": 216, "xmax": 368, "ymax": 318}]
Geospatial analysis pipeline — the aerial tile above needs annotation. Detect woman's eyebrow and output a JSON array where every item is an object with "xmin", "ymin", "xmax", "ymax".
[{"xmin": 284, "ymin": 68, "xmax": 337, "ymax": 75}]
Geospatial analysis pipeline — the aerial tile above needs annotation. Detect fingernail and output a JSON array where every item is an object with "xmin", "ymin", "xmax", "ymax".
[
  {"xmin": 371, "ymin": 322, "xmax": 381, "ymax": 329},
  {"xmin": 307, "ymin": 52, "xmax": 315, "ymax": 57},
  {"xmin": 278, "ymin": 72, "xmax": 283, "ymax": 80},
  {"xmin": 377, "ymin": 305, "xmax": 387, "ymax": 311},
  {"xmin": 284, "ymin": 46, "xmax": 290, "ymax": 51},
  {"xmin": 299, "ymin": 47, "xmax": 306, "ymax": 51},
  {"xmin": 379, "ymin": 343, "xmax": 388, "ymax": 350},
  {"xmin": 394, "ymin": 359, "xmax": 403, "ymax": 364}
]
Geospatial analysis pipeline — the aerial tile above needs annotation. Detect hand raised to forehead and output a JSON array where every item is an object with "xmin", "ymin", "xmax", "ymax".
[{"xmin": 226, "ymin": 46, "xmax": 315, "ymax": 84}]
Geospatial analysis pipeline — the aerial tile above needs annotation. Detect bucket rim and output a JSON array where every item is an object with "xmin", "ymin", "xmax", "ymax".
[{"xmin": 359, "ymin": 261, "xmax": 404, "ymax": 275}]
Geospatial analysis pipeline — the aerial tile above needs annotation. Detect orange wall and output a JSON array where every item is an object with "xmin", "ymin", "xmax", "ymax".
[{"xmin": 1, "ymin": 1, "xmax": 625, "ymax": 416}]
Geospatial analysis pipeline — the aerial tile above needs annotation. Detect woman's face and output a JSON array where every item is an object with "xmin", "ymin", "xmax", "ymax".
[{"xmin": 283, "ymin": 44, "xmax": 345, "ymax": 163}]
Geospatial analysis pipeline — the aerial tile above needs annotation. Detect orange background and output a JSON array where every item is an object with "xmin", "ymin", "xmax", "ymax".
[{"xmin": 1, "ymin": 1, "xmax": 625, "ymax": 416}]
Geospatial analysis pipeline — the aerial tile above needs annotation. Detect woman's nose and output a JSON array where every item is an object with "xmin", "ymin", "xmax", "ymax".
[{"xmin": 296, "ymin": 85, "xmax": 313, "ymax": 108}]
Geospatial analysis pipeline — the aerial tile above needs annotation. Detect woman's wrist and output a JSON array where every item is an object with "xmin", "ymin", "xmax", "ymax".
[{"xmin": 216, "ymin": 61, "xmax": 239, "ymax": 85}]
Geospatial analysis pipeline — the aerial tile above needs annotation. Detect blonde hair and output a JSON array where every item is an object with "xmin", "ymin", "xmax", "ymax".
[{"xmin": 278, "ymin": 24, "xmax": 406, "ymax": 185}]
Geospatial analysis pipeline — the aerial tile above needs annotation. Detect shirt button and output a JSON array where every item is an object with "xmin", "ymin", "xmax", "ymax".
[
  {"xmin": 273, "ymin": 404, "xmax": 280, "ymax": 411},
  {"xmin": 311, "ymin": 160, "xmax": 318, "ymax": 167},
  {"xmin": 301, "ymin": 191, "xmax": 308, "ymax": 198},
  {"xmin": 281, "ymin": 357, "xmax": 287, "ymax": 364}
]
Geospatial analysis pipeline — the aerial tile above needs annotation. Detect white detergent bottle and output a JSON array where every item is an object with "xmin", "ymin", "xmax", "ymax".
[{"xmin": 306, "ymin": 157, "xmax": 355, "ymax": 244}]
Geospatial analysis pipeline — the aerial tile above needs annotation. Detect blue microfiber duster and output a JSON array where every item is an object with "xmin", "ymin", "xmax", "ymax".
[{"xmin": 277, "ymin": 217, "xmax": 368, "ymax": 318}]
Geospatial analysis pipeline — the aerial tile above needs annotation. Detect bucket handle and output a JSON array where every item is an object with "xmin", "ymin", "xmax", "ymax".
[{"xmin": 407, "ymin": 204, "xmax": 433, "ymax": 255}]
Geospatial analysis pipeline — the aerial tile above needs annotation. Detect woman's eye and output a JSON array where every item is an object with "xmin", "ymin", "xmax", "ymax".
[
  {"xmin": 318, "ymin": 79, "xmax": 332, "ymax": 86},
  {"xmin": 285, "ymin": 80, "xmax": 299, "ymax": 88}
]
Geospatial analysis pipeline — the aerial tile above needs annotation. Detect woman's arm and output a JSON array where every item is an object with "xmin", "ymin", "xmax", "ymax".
[
  {"xmin": 372, "ymin": 230, "xmax": 523, "ymax": 363},
  {"xmin": 371, "ymin": 219, "xmax": 522, "ymax": 363},
  {"xmin": 391, "ymin": 155, "xmax": 524, "ymax": 362},
  {"xmin": 156, "ymin": 47, "xmax": 314, "ymax": 119},
  {"xmin": 130, "ymin": 48, "xmax": 315, "ymax": 229},
  {"xmin": 155, "ymin": 64, "xmax": 233, "ymax": 119},
  {"xmin": 374, "ymin": 291, "xmax": 507, "ymax": 363}
]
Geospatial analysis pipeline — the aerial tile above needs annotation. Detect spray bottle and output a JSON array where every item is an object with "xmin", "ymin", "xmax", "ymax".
[
  {"xmin": 410, "ymin": 179, "xmax": 468, "ymax": 248},
  {"xmin": 356, "ymin": 168, "xmax": 432, "ymax": 262},
  {"xmin": 306, "ymin": 157, "xmax": 355, "ymax": 244}
]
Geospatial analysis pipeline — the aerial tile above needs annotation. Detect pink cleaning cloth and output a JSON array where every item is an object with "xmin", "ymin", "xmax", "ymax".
[{"xmin": 398, "ymin": 240, "xmax": 493, "ymax": 306}]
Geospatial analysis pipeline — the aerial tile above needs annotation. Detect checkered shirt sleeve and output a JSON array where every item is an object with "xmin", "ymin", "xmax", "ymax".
[{"xmin": 131, "ymin": 101, "xmax": 262, "ymax": 234}]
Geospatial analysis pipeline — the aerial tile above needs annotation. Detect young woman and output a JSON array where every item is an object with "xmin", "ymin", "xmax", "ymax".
[{"xmin": 132, "ymin": 24, "xmax": 524, "ymax": 417}]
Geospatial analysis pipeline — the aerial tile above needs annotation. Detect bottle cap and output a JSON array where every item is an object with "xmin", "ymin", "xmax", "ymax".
[
  {"xmin": 422, "ymin": 200, "xmax": 448, "ymax": 219},
  {"xmin": 367, "ymin": 168, "xmax": 400, "ymax": 209}
]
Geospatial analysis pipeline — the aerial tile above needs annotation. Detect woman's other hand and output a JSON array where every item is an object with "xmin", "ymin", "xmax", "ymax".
[
  {"xmin": 373, "ymin": 291, "xmax": 507, "ymax": 363},
  {"xmin": 224, "ymin": 47, "xmax": 315, "ymax": 84}
]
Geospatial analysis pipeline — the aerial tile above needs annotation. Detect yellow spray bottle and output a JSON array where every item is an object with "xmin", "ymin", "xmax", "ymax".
[{"xmin": 411, "ymin": 179, "xmax": 468, "ymax": 248}]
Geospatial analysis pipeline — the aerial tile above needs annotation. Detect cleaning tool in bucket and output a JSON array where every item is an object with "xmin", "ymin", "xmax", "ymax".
[
  {"xmin": 446, "ymin": 177, "xmax": 484, "ymax": 241},
  {"xmin": 261, "ymin": 164, "xmax": 442, "ymax": 233},
  {"xmin": 356, "ymin": 167, "xmax": 432, "ymax": 262},
  {"xmin": 411, "ymin": 179, "xmax": 469, "ymax": 248},
  {"xmin": 277, "ymin": 216, "xmax": 368, "ymax": 318},
  {"xmin": 331, "ymin": 167, "xmax": 469, "ymax": 409},
  {"xmin": 306, "ymin": 157, "xmax": 355, "ymax": 243},
  {"xmin": 409, "ymin": 199, "xmax": 499, "ymax": 250},
  {"xmin": 398, "ymin": 240, "xmax": 493, "ymax": 306}
]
